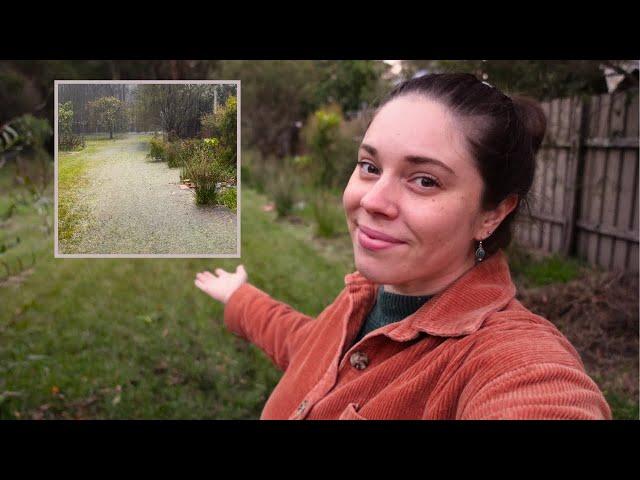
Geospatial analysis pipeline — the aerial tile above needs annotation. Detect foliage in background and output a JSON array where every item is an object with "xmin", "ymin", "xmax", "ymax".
[
  {"xmin": 313, "ymin": 60, "xmax": 388, "ymax": 113},
  {"xmin": 200, "ymin": 95, "xmax": 237, "ymax": 169},
  {"xmin": 400, "ymin": 60, "xmax": 632, "ymax": 100},
  {"xmin": 135, "ymin": 84, "xmax": 234, "ymax": 139},
  {"xmin": 147, "ymin": 135, "xmax": 166, "ymax": 162},
  {"xmin": 57, "ymin": 102, "xmax": 85, "ymax": 151},
  {"xmin": 58, "ymin": 101, "xmax": 74, "ymax": 137},
  {"xmin": 218, "ymin": 187, "xmax": 237, "ymax": 212},
  {"xmin": 301, "ymin": 105, "xmax": 358, "ymax": 190},
  {"xmin": 216, "ymin": 61, "xmax": 388, "ymax": 160},
  {"xmin": 1, "ymin": 115, "xmax": 52, "ymax": 156},
  {"xmin": 182, "ymin": 143, "xmax": 227, "ymax": 205},
  {"xmin": 311, "ymin": 190, "xmax": 347, "ymax": 238},
  {"xmin": 268, "ymin": 159, "xmax": 298, "ymax": 219},
  {"xmin": 87, "ymin": 96, "xmax": 127, "ymax": 139}
]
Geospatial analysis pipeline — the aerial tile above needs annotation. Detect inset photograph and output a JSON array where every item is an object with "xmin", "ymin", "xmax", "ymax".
[{"xmin": 54, "ymin": 80, "xmax": 239, "ymax": 257}]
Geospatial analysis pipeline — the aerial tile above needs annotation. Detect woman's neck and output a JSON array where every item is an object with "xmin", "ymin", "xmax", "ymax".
[{"xmin": 383, "ymin": 253, "xmax": 477, "ymax": 297}]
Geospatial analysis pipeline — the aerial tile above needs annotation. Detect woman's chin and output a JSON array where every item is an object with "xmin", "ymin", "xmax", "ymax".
[{"xmin": 353, "ymin": 255, "xmax": 400, "ymax": 284}]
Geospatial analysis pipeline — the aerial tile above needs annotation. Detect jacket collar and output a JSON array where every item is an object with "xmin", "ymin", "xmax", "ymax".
[{"xmin": 343, "ymin": 249, "xmax": 516, "ymax": 339}]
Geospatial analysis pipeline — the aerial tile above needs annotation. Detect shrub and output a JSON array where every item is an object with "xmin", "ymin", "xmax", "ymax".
[
  {"xmin": 301, "ymin": 104, "xmax": 356, "ymax": 189},
  {"xmin": 164, "ymin": 141, "xmax": 180, "ymax": 168},
  {"xmin": 311, "ymin": 190, "xmax": 346, "ymax": 238},
  {"xmin": 11, "ymin": 114, "xmax": 52, "ymax": 148},
  {"xmin": 58, "ymin": 101, "xmax": 74, "ymax": 137},
  {"xmin": 148, "ymin": 135, "xmax": 165, "ymax": 161},
  {"xmin": 59, "ymin": 134, "xmax": 85, "ymax": 151},
  {"xmin": 200, "ymin": 95, "xmax": 237, "ymax": 169},
  {"xmin": 269, "ymin": 165, "xmax": 298, "ymax": 219},
  {"xmin": 218, "ymin": 187, "xmax": 237, "ymax": 212},
  {"xmin": 183, "ymin": 144, "xmax": 227, "ymax": 205}
]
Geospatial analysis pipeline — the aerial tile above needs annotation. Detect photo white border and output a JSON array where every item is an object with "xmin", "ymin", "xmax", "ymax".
[{"xmin": 54, "ymin": 79, "xmax": 241, "ymax": 259}]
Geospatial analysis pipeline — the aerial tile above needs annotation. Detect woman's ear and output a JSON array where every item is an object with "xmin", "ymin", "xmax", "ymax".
[{"xmin": 476, "ymin": 194, "xmax": 519, "ymax": 240}]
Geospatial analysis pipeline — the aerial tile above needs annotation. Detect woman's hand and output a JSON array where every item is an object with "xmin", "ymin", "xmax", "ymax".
[{"xmin": 194, "ymin": 265, "xmax": 248, "ymax": 304}]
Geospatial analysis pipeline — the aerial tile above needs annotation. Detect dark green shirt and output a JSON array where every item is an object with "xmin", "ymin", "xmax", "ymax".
[{"xmin": 352, "ymin": 285, "xmax": 433, "ymax": 345}]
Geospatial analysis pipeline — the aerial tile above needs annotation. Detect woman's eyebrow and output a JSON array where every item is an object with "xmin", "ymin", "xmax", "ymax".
[
  {"xmin": 360, "ymin": 143, "xmax": 456, "ymax": 177},
  {"xmin": 360, "ymin": 143, "xmax": 378, "ymax": 156},
  {"xmin": 405, "ymin": 156, "xmax": 457, "ymax": 176}
]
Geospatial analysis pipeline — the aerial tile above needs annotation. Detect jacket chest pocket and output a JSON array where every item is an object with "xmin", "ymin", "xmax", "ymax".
[{"xmin": 338, "ymin": 402, "xmax": 367, "ymax": 420}]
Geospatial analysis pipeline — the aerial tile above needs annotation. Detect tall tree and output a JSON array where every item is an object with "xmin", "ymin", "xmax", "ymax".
[{"xmin": 87, "ymin": 96, "xmax": 127, "ymax": 139}]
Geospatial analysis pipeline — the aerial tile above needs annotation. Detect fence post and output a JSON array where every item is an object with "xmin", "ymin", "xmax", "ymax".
[{"xmin": 561, "ymin": 97, "xmax": 589, "ymax": 256}]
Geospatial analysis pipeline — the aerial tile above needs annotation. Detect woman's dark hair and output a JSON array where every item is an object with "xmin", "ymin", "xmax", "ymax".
[{"xmin": 375, "ymin": 73, "xmax": 547, "ymax": 257}]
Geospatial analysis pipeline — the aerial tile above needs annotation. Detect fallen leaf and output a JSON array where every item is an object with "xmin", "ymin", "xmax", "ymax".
[
  {"xmin": 112, "ymin": 394, "xmax": 121, "ymax": 406},
  {"xmin": 51, "ymin": 385, "xmax": 60, "ymax": 395}
]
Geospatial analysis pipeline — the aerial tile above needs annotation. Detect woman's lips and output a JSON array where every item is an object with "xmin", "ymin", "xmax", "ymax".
[{"xmin": 356, "ymin": 225, "xmax": 406, "ymax": 251}]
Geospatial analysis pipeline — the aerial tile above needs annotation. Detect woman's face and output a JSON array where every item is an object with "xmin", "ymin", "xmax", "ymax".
[{"xmin": 342, "ymin": 94, "xmax": 499, "ymax": 295}]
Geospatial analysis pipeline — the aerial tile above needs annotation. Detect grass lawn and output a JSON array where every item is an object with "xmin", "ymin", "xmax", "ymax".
[
  {"xmin": 1, "ymin": 163, "xmax": 350, "ymax": 419},
  {"xmin": 1, "ymin": 158, "xmax": 636, "ymax": 419}
]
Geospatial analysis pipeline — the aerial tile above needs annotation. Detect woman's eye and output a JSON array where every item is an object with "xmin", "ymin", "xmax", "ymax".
[
  {"xmin": 412, "ymin": 176, "xmax": 440, "ymax": 189},
  {"xmin": 357, "ymin": 161, "xmax": 379, "ymax": 175}
]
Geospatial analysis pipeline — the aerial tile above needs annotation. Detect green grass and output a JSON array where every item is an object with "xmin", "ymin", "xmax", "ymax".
[
  {"xmin": 604, "ymin": 391, "xmax": 639, "ymax": 420},
  {"xmin": 57, "ymin": 144, "xmax": 96, "ymax": 247},
  {"xmin": 506, "ymin": 243, "xmax": 586, "ymax": 287},
  {"xmin": 521, "ymin": 254, "xmax": 584, "ymax": 286},
  {"xmin": 2, "ymin": 164, "xmax": 635, "ymax": 418},
  {"xmin": 0, "ymin": 165, "xmax": 350, "ymax": 419},
  {"xmin": 218, "ymin": 187, "xmax": 237, "ymax": 212}
]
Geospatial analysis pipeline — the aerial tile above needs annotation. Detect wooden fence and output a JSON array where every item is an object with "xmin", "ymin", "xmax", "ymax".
[{"xmin": 514, "ymin": 89, "xmax": 639, "ymax": 272}]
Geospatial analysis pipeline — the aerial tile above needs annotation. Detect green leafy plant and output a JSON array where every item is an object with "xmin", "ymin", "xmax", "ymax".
[
  {"xmin": 164, "ymin": 141, "xmax": 180, "ymax": 168},
  {"xmin": 218, "ymin": 187, "xmax": 237, "ymax": 212},
  {"xmin": 57, "ymin": 102, "xmax": 84, "ymax": 151},
  {"xmin": 148, "ymin": 135, "xmax": 165, "ymax": 161},
  {"xmin": 183, "ymin": 144, "xmax": 227, "ymax": 205},
  {"xmin": 302, "ymin": 104, "xmax": 354, "ymax": 189},
  {"xmin": 270, "ymin": 171, "xmax": 297, "ymax": 219},
  {"xmin": 311, "ymin": 190, "xmax": 346, "ymax": 238},
  {"xmin": 200, "ymin": 95, "xmax": 237, "ymax": 169}
]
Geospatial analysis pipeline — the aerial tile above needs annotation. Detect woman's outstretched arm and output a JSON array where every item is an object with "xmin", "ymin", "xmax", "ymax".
[{"xmin": 195, "ymin": 265, "xmax": 314, "ymax": 371}]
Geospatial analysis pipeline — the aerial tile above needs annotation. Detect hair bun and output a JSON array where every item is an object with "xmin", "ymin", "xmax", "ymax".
[{"xmin": 511, "ymin": 95, "xmax": 547, "ymax": 154}]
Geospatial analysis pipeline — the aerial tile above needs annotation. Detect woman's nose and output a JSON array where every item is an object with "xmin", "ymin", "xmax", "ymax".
[{"xmin": 359, "ymin": 175, "xmax": 399, "ymax": 218}]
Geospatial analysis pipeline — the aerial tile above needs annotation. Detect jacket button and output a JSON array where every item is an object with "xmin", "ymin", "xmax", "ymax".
[
  {"xmin": 296, "ymin": 399, "xmax": 309, "ymax": 415},
  {"xmin": 350, "ymin": 351, "xmax": 369, "ymax": 370}
]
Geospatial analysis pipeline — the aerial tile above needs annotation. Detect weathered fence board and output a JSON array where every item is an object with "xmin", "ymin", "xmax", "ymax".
[{"xmin": 515, "ymin": 89, "xmax": 639, "ymax": 272}]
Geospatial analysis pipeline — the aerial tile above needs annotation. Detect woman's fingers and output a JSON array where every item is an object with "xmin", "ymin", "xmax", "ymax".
[{"xmin": 214, "ymin": 268, "xmax": 225, "ymax": 276}]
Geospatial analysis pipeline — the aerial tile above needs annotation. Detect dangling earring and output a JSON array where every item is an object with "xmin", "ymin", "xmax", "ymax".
[{"xmin": 475, "ymin": 240, "xmax": 486, "ymax": 262}]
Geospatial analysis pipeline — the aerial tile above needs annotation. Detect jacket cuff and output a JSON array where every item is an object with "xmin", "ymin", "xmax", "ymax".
[{"xmin": 223, "ymin": 283, "xmax": 271, "ymax": 337}]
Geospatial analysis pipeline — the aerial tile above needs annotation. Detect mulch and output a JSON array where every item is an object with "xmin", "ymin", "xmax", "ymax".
[{"xmin": 515, "ymin": 268, "xmax": 639, "ymax": 404}]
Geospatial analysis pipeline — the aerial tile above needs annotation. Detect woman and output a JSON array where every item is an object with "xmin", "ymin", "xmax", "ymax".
[{"xmin": 195, "ymin": 73, "xmax": 612, "ymax": 420}]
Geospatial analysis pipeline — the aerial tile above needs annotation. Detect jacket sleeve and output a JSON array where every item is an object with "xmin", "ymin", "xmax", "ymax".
[
  {"xmin": 456, "ymin": 362, "xmax": 613, "ymax": 420},
  {"xmin": 223, "ymin": 283, "xmax": 315, "ymax": 371}
]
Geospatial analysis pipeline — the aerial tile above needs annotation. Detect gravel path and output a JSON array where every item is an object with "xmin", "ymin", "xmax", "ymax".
[{"xmin": 64, "ymin": 134, "xmax": 237, "ymax": 255}]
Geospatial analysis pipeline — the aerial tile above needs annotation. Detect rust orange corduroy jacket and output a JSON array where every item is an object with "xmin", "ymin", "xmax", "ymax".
[{"xmin": 223, "ymin": 249, "xmax": 612, "ymax": 420}]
